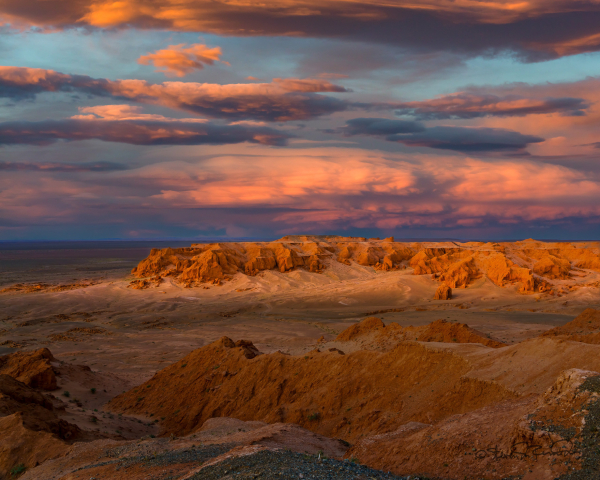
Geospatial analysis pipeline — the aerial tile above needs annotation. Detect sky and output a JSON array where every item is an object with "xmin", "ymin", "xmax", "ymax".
[{"xmin": 1, "ymin": 1, "xmax": 600, "ymax": 241}]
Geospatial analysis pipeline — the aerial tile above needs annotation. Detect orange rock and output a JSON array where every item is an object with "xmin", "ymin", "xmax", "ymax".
[
  {"xmin": 0, "ymin": 413, "xmax": 70, "ymax": 479},
  {"xmin": 434, "ymin": 284, "xmax": 452, "ymax": 300},
  {"xmin": 532, "ymin": 255, "xmax": 571, "ymax": 279},
  {"xmin": 336, "ymin": 318, "xmax": 504, "ymax": 349},
  {"xmin": 0, "ymin": 348, "xmax": 57, "ymax": 390},
  {"xmin": 107, "ymin": 335, "xmax": 515, "ymax": 442},
  {"xmin": 540, "ymin": 309, "xmax": 600, "ymax": 343},
  {"xmin": 335, "ymin": 317, "xmax": 385, "ymax": 341},
  {"xmin": 129, "ymin": 237, "xmax": 599, "ymax": 291},
  {"xmin": 347, "ymin": 368, "xmax": 598, "ymax": 479},
  {"xmin": 128, "ymin": 275, "xmax": 162, "ymax": 290},
  {"xmin": 0, "ymin": 373, "xmax": 85, "ymax": 478}
]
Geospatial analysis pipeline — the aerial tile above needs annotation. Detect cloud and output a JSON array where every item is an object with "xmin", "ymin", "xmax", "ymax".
[
  {"xmin": 334, "ymin": 117, "xmax": 426, "ymax": 136},
  {"xmin": 394, "ymin": 93, "xmax": 590, "ymax": 120},
  {"xmin": 71, "ymin": 104, "xmax": 208, "ymax": 122},
  {"xmin": 334, "ymin": 118, "xmax": 545, "ymax": 152},
  {"xmin": 0, "ymin": 117, "xmax": 291, "ymax": 146},
  {"xmin": 4, "ymin": 147, "xmax": 599, "ymax": 239},
  {"xmin": 0, "ymin": 67, "xmax": 350, "ymax": 121},
  {"xmin": 138, "ymin": 43, "xmax": 226, "ymax": 77},
  {"xmin": 3, "ymin": 1, "xmax": 600, "ymax": 60},
  {"xmin": 0, "ymin": 161, "xmax": 128, "ymax": 172},
  {"xmin": 389, "ymin": 127, "xmax": 545, "ymax": 153}
]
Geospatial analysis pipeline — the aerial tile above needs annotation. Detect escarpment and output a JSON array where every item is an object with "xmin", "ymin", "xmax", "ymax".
[{"xmin": 130, "ymin": 236, "xmax": 600, "ymax": 295}]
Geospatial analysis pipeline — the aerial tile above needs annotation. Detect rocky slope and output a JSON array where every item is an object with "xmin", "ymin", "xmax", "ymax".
[
  {"xmin": 130, "ymin": 236, "xmax": 600, "ymax": 295},
  {"xmin": 107, "ymin": 335, "xmax": 517, "ymax": 442},
  {"xmin": 0, "ymin": 374, "xmax": 81, "ymax": 478},
  {"xmin": 335, "ymin": 316, "xmax": 505, "ymax": 348},
  {"xmin": 7, "ymin": 312, "xmax": 600, "ymax": 479},
  {"xmin": 540, "ymin": 308, "xmax": 600, "ymax": 344},
  {"xmin": 103, "ymin": 312, "xmax": 600, "ymax": 479},
  {"xmin": 348, "ymin": 368, "xmax": 600, "ymax": 480}
]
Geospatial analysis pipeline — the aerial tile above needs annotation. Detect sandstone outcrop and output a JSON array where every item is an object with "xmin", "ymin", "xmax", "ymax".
[
  {"xmin": 131, "ymin": 237, "xmax": 600, "ymax": 295},
  {"xmin": 335, "ymin": 317, "xmax": 505, "ymax": 348},
  {"xmin": 128, "ymin": 275, "xmax": 162, "ymax": 289},
  {"xmin": 0, "ymin": 374, "xmax": 82, "ymax": 478},
  {"xmin": 347, "ymin": 368, "xmax": 600, "ymax": 479},
  {"xmin": 539, "ymin": 308, "xmax": 600, "ymax": 344},
  {"xmin": 0, "ymin": 348, "xmax": 57, "ymax": 390},
  {"xmin": 107, "ymin": 333, "xmax": 515, "ymax": 442},
  {"xmin": 434, "ymin": 284, "xmax": 452, "ymax": 300}
]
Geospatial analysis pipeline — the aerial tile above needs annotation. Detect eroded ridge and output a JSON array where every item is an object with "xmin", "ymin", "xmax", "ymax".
[{"xmin": 131, "ymin": 236, "xmax": 600, "ymax": 294}]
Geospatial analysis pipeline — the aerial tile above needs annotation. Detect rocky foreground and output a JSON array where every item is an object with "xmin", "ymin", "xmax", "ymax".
[
  {"xmin": 130, "ymin": 236, "xmax": 600, "ymax": 295},
  {"xmin": 2, "ymin": 309, "xmax": 600, "ymax": 479}
]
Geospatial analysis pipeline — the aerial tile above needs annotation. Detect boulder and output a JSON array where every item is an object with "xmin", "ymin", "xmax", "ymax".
[
  {"xmin": 434, "ymin": 285, "xmax": 452, "ymax": 300},
  {"xmin": 0, "ymin": 348, "xmax": 57, "ymax": 391}
]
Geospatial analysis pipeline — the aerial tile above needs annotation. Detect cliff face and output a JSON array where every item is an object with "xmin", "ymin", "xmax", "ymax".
[{"xmin": 131, "ymin": 237, "xmax": 600, "ymax": 294}]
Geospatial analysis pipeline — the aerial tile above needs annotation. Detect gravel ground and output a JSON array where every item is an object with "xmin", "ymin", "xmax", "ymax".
[
  {"xmin": 75, "ymin": 443, "xmax": 237, "ymax": 473},
  {"xmin": 190, "ymin": 449, "xmax": 424, "ymax": 480},
  {"xmin": 557, "ymin": 376, "xmax": 600, "ymax": 479}
]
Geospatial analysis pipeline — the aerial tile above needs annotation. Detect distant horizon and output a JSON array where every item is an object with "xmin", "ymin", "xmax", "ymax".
[{"xmin": 0, "ymin": 236, "xmax": 598, "ymax": 245}]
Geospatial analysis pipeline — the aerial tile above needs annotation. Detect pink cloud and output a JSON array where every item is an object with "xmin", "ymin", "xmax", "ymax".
[
  {"xmin": 138, "ymin": 43, "xmax": 227, "ymax": 77},
  {"xmin": 3, "ymin": 145, "xmax": 600, "ymax": 235},
  {"xmin": 71, "ymin": 104, "xmax": 208, "ymax": 122}
]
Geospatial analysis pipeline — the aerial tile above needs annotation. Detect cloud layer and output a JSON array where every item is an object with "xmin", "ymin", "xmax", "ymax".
[
  {"xmin": 0, "ymin": 117, "xmax": 290, "ymax": 146},
  {"xmin": 4, "ymin": 0, "xmax": 600, "ymax": 60},
  {"xmin": 394, "ymin": 93, "xmax": 590, "ymax": 120},
  {"xmin": 3, "ymin": 147, "xmax": 600, "ymax": 239},
  {"xmin": 0, "ymin": 67, "xmax": 349, "ymax": 121}
]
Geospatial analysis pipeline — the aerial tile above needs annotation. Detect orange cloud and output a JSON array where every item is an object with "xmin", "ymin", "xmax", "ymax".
[
  {"xmin": 394, "ymin": 92, "xmax": 589, "ymax": 119},
  {"xmin": 138, "ymin": 43, "xmax": 226, "ymax": 77},
  {"xmin": 71, "ymin": 104, "xmax": 208, "ymax": 122},
  {"xmin": 3, "ymin": 145, "xmax": 600, "ymax": 236},
  {"xmin": 0, "ymin": 67, "xmax": 350, "ymax": 121},
  {"xmin": 0, "ymin": 115, "xmax": 290, "ymax": 146},
  {"xmin": 122, "ymin": 148, "xmax": 600, "ymax": 224},
  {"xmin": 2, "ymin": 0, "xmax": 600, "ymax": 59}
]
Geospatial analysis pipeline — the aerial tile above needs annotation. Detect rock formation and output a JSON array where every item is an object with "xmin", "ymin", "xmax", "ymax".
[
  {"xmin": 0, "ymin": 348, "xmax": 57, "ymax": 390},
  {"xmin": 107, "ymin": 332, "xmax": 515, "ymax": 442},
  {"xmin": 335, "ymin": 317, "xmax": 505, "ymax": 349},
  {"xmin": 130, "ymin": 237, "xmax": 600, "ymax": 296},
  {"xmin": 347, "ymin": 368, "xmax": 600, "ymax": 479},
  {"xmin": 0, "ymin": 374, "xmax": 81, "ymax": 478},
  {"xmin": 434, "ymin": 284, "xmax": 452, "ymax": 300},
  {"xmin": 539, "ymin": 308, "xmax": 600, "ymax": 344}
]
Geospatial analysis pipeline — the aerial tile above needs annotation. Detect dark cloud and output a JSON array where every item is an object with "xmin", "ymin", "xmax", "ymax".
[
  {"xmin": 3, "ymin": 1, "xmax": 600, "ymax": 60},
  {"xmin": 0, "ymin": 67, "xmax": 349, "ymax": 121},
  {"xmin": 0, "ymin": 68, "xmax": 112, "ymax": 100},
  {"xmin": 0, "ymin": 161, "xmax": 128, "ymax": 172},
  {"xmin": 335, "ymin": 118, "xmax": 545, "ymax": 152},
  {"xmin": 0, "ymin": 119, "xmax": 291, "ymax": 146},
  {"xmin": 334, "ymin": 117, "xmax": 426, "ymax": 136},
  {"xmin": 394, "ymin": 94, "xmax": 590, "ymax": 120},
  {"xmin": 389, "ymin": 126, "xmax": 545, "ymax": 152}
]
